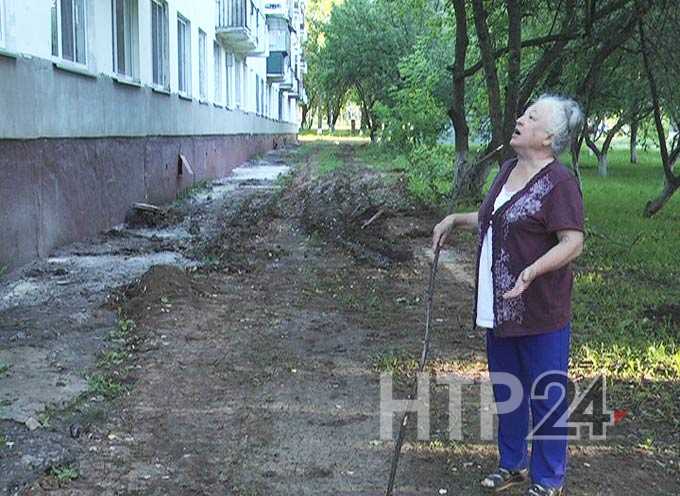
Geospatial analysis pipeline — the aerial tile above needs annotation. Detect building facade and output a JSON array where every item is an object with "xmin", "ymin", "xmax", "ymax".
[{"xmin": 0, "ymin": 0, "xmax": 307, "ymax": 270}]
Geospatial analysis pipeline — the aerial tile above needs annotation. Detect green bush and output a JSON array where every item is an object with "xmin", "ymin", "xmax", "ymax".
[{"xmin": 405, "ymin": 144, "xmax": 454, "ymax": 206}]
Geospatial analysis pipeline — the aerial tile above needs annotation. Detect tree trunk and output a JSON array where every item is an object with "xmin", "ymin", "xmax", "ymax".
[
  {"xmin": 630, "ymin": 119, "xmax": 638, "ymax": 163},
  {"xmin": 301, "ymin": 104, "xmax": 309, "ymax": 129},
  {"xmin": 317, "ymin": 105, "xmax": 323, "ymax": 134},
  {"xmin": 502, "ymin": 0, "xmax": 522, "ymax": 152},
  {"xmin": 451, "ymin": 149, "xmax": 498, "ymax": 204},
  {"xmin": 597, "ymin": 154, "xmax": 608, "ymax": 177},
  {"xmin": 449, "ymin": 0, "xmax": 470, "ymax": 201},
  {"xmin": 638, "ymin": 10, "xmax": 680, "ymax": 216},
  {"xmin": 644, "ymin": 179, "xmax": 680, "ymax": 217},
  {"xmin": 471, "ymin": 0, "xmax": 504, "ymax": 151},
  {"xmin": 331, "ymin": 106, "xmax": 340, "ymax": 130}
]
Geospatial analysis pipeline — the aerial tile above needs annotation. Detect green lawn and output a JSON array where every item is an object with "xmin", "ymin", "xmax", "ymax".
[
  {"xmin": 299, "ymin": 142, "xmax": 680, "ymax": 383},
  {"xmin": 294, "ymin": 139, "xmax": 680, "ymax": 450}
]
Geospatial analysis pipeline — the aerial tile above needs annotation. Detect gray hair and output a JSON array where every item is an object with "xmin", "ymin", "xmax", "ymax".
[{"xmin": 535, "ymin": 94, "xmax": 584, "ymax": 156}]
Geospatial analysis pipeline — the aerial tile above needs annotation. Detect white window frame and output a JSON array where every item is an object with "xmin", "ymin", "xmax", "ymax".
[
  {"xmin": 151, "ymin": 0, "xmax": 169, "ymax": 89},
  {"xmin": 234, "ymin": 57, "xmax": 241, "ymax": 109},
  {"xmin": 198, "ymin": 29, "xmax": 207, "ymax": 100},
  {"xmin": 243, "ymin": 60, "xmax": 248, "ymax": 111},
  {"xmin": 0, "ymin": 0, "xmax": 6, "ymax": 48},
  {"xmin": 255, "ymin": 75, "xmax": 260, "ymax": 114},
  {"xmin": 112, "ymin": 0, "xmax": 140, "ymax": 80},
  {"xmin": 51, "ymin": 0, "xmax": 89, "ymax": 66},
  {"xmin": 225, "ymin": 52, "xmax": 233, "ymax": 108},
  {"xmin": 213, "ymin": 41, "xmax": 223, "ymax": 104},
  {"xmin": 176, "ymin": 14, "xmax": 191, "ymax": 95}
]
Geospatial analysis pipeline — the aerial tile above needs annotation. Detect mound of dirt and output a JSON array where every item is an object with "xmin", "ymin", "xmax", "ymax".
[
  {"xmin": 121, "ymin": 265, "xmax": 200, "ymax": 318},
  {"xmin": 278, "ymin": 166, "xmax": 423, "ymax": 268}
]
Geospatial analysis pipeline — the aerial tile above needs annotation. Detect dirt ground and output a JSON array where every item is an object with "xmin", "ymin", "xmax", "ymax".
[{"xmin": 3, "ymin": 142, "xmax": 678, "ymax": 495}]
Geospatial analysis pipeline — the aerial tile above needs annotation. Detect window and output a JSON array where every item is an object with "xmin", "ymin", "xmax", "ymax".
[
  {"xmin": 260, "ymin": 77, "xmax": 265, "ymax": 116},
  {"xmin": 177, "ymin": 14, "xmax": 191, "ymax": 94},
  {"xmin": 255, "ymin": 76, "xmax": 260, "ymax": 114},
  {"xmin": 226, "ymin": 52, "xmax": 233, "ymax": 107},
  {"xmin": 198, "ymin": 29, "xmax": 207, "ymax": 99},
  {"xmin": 51, "ymin": 0, "xmax": 88, "ymax": 64},
  {"xmin": 112, "ymin": 0, "xmax": 139, "ymax": 79},
  {"xmin": 242, "ymin": 60, "xmax": 248, "ymax": 110},
  {"xmin": 0, "ymin": 0, "xmax": 6, "ymax": 47},
  {"xmin": 234, "ymin": 57, "xmax": 241, "ymax": 108},
  {"xmin": 151, "ymin": 0, "xmax": 169, "ymax": 88},
  {"xmin": 213, "ymin": 42, "xmax": 222, "ymax": 104}
]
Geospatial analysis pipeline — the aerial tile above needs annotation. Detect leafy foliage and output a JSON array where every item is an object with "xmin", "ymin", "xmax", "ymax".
[{"xmin": 405, "ymin": 145, "xmax": 454, "ymax": 206}]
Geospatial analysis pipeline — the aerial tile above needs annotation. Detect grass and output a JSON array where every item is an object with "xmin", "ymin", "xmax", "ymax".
[
  {"xmin": 0, "ymin": 360, "xmax": 10, "ymax": 377},
  {"xmin": 354, "ymin": 144, "xmax": 409, "ymax": 172},
  {"xmin": 175, "ymin": 179, "xmax": 212, "ymax": 203},
  {"xmin": 49, "ymin": 464, "xmax": 79, "ymax": 483},
  {"xmin": 316, "ymin": 145, "xmax": 343, "ymax": 175},
  {"xmin": 301, "ymin": 138, "xmax": 680, "ymax": 448}
]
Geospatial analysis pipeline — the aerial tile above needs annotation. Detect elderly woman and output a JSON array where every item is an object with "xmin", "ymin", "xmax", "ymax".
[{"xmin": 432, "ymin": 94, "xmax": 585, "ymax": 496}]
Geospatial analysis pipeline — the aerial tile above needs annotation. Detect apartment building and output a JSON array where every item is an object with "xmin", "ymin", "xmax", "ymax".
[{"xmin": 0, "ymin": 0, "xmax": 307, "ymax": 270}]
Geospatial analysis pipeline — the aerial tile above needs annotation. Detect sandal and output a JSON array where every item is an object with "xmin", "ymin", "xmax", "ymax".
[
  {"xmin": 480, "ymin": 467, "xmax": 529, "ymax": 492},
  {"xmin": 527, "ymin": 483, "xmax": 564, "ymax": 496}
]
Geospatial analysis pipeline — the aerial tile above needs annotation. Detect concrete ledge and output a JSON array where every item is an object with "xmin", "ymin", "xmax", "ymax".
[
  {"xmin": 113, "ymin": 75, "xmax": 143, "ymax": 88},
  {"xmin": 53, "ymin": 60, "xmax": 98, "ymax": 79},
  {"xmin": 151, "ymin": 85, "xmax": 171, "ymax": 96},
  {"xmin": 0, "ymin": 47, "xmax": 18, "ymax": 60}
]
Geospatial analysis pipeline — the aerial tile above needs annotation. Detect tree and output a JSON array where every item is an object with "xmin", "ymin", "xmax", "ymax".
[
  {"xmin": 319, "ymin": 0, "xmax": 413, "ymax": 141},
  {"xmin": 447, "ymin": 0, "xmax": 645, "ymax": 200},
  {"xmin": 637, "ymin": 0, "xmax": 680, "ymax": 216}
]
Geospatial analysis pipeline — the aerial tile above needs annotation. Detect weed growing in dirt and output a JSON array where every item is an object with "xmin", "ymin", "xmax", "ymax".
[
  {"xmin": 48, "ymin": 465, "xmax": 79, "ymax": 483},
  {"xmin": 274, "ymin": 171, "xmax": 294, "ymax": 190},
  {"xmin": 175, "ymin": 179, "xmax": 211, "ymax": 203},
  {"xmin": 0, "ymin": 360, "xmax": 10, "ymax": 377},
  {"xmin": 372, "ymin": 350, "xmax": 418, "ymax": 380},
  {"xmin": 108, "ymin": 318, "xmax": 136, "ymax": 342},
  {"xmin": 96, "ymin": 351, "xmax": 127, "ymax": 369},
  {"xmin": 0, "ymin": 433, "xmax": 6, "ymax": 449},
  {"xmin": 0, "ymin": 265, "xmax": 6, "ymax": 280},
  {"xmin": 87, "ymin": 374, "xmax": 124, "ymax": 399}
]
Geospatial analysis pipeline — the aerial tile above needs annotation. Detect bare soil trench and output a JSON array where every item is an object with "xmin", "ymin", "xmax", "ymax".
[{"xmin": 2, "ymin": 142, "xmax": 677, "ymax": 495}]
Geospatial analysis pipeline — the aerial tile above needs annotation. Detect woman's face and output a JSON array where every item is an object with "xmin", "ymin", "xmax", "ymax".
[{"xmin": 510, "ymin": 100, "xmax": 554, "ymax": 153}]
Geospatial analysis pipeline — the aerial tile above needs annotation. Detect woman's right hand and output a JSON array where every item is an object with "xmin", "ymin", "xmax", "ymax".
[{"xmin": 432, "ymin": 215, "xmax": 456, "ymax": 251}]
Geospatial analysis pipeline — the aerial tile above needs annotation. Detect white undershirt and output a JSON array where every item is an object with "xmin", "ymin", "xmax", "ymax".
[{"xmin": 476, "ymin": 186, "xmax": 516, "ymax": 329}]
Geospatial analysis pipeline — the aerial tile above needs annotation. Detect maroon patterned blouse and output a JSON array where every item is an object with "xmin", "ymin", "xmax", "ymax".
[{"xmin": 473, "ymin": 158, "xmax": 585, "ymax": 337}]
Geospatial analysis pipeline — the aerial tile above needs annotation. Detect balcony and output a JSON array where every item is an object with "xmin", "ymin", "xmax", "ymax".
[
  {"xmin": 264, "ymin": 0, "xmax": 292, "ymax": 20},
  {"xmin": 267, "ymin": 51, "xmax": 289, "ymax": 81},
  {"xmin": 216, "ymin": 0, "xmax": 267, "ymax": 54},
  {"xmin": 267, "ymin": 17, "xmax": 291, "ymax": 53}
]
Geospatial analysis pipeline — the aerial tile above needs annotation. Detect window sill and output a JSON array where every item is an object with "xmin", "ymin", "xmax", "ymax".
[
  {"xmin": 0, "ymin": 47, "xmax": 18, "ymax": 60},
  {"xmin": 178, "ymin": 92, "xmax": 193, "ymax": 101},
  {"xmin": 152, "ymin": 85, "xmax": 171, "ymax": 95},
  {"xmin": 113, "ymin": 75, "xmax": 143, "ymax": 88},
  {"xmin": 53, "ymin": 60, "xmax": 98, "ymax": 79}
]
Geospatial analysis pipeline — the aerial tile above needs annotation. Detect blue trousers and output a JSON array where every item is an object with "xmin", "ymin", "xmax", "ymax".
[{"xmin": 486, "ymin": 323, "xmax": 571, "ymax": 488}]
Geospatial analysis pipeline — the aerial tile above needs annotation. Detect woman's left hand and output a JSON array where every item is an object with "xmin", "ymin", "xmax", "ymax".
[{"xmin": 503, "ymin": 265, "xmax": 537, "ymax": 299}]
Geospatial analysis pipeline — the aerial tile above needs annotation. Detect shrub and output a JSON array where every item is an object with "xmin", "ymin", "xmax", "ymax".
[{"xmin": 405, "ymin": 144, "xmax": 454, "ymax": 206}]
